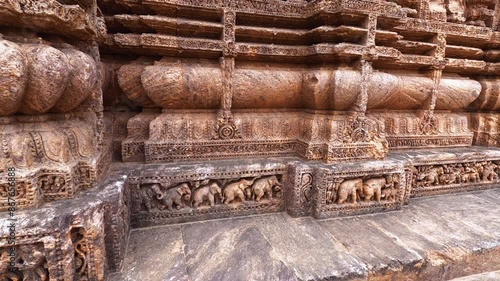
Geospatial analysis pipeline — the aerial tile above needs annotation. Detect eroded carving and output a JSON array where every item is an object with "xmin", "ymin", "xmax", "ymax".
[
  {"xmin": 413, "ymin": 161, "xmax": 499, "ymax": 192},
  {"xmin": 0, "ymin": 243, "xmax": 49, "ymax": 281},
  {"xmin": 71, "ymin": 227, "xmax": 89, "ymax": 280},
  {"xmin": 136, "ymin": 174, "xmax": 284, "ymax": 215}
]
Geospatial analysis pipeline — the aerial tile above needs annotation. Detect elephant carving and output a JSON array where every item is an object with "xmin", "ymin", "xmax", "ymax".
[
  {"xmin": 362, "ymin": 178, "xmax": 386, "ymax": 203},
  {"xmin": 251, "ymin": 176, "xmax": 282, "ymax": 202},
  {"xmin": 381, "ymin": 187, "xmax": 397, "ymax": 201},
  {"xmin": 140, "ymin": 183, "xmax": 163, "ymax": 212},
  {"xmin": 481, "ymin": 163, "xmax": 498, "ymax": 181},
  {"xmin": 416, "ymin": 168, "xmax": 440, "ymax": 186},
  {"xmin": 461, "ymin": 172, "xmax": 479, "ymax": 183},
  {"xmin": 192, "ymin": 182, "xmax": 222, "ymax": 208},
  {"xmin": 223, "ymin": 178, "xmax": 255, "ymax": 204},
  {"xmin": 336, "ymin": 178, "xmax": 363, "ymax": 204},
  {"xmin": 158, "ymin": 183, "xmax": 191, "ymax": 211}
]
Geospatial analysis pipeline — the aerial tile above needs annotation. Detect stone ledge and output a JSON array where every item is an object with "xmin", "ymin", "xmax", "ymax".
[{"xmin": 109, "ymin": 188, "xmax": 500, "ymax": 281}]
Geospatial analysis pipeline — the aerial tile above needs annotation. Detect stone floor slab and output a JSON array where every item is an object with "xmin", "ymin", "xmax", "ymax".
[
  {"xmin": 252, "ymin": 214, "xmax": 367, "ymax": 280},
  {"xmin": 181, "ymin": 216, "xmax": 297, "ymax": 281},
  {"xmin": 318, "ymin": 215, "xmax": 425, "ymax": 274},
  {"xmin": 109, "ymin": 226, "xmax": 188, "ymax": 281}
]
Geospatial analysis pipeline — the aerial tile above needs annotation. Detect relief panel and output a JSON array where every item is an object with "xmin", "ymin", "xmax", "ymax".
[{"xmin": 128, "ymin": 163, "xmax": 287, "ymax": 227}]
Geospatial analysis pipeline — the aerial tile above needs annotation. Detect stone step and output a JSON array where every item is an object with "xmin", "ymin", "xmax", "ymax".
[{"xmin": 109, "ymin": 188, "xmax": 500, "ymax": 281}]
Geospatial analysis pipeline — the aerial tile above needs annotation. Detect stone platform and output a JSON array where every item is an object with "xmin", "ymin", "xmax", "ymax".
[{"xmin": 109, "ymin": 188, "xmax": 500, "ymax": 281}]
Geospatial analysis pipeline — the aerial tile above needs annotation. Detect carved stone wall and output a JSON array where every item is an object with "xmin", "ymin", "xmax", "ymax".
[
  {"xmin": 100, "ymin": 0, "xmax": 500, "ymax": 164},
  {"xmin": 1, "ymin": 0, "xmax": 500, "ymax": 280}
]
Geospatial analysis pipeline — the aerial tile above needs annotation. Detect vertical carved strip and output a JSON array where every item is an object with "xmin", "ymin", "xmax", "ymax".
[
  {"xmin": 420, "ymin": 33, "xmax": 446, "ymax": 134},
  {"xmin": 215, "ymin": 9, "xmax": 240, "ymax": 139},
  {"xmin": 71, "ymin": 226, "xmax": 89, "ymax": 280},
  {"xmin": 353, "ymin": 14, "xmax": 377, "ymax": 114},
  {"xmin": 365, "ymin": 14, "xmax": 377, "ymax": 46},
  {"xmin": 220, "ymin": 57, "xmax": 234, "ymax": 111},
  {"xmin": 357, "ymin": 60, "xmax": 373, "ymax": 113},
  {"xmin": 417, "ymin": 0, "xmax": 430, "ymax": 20},
  {"xmin": 221, "ymin": 9, "xmax": 236, "ymax": 112}
]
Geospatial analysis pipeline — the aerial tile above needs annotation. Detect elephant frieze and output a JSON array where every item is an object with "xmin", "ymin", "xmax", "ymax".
[
  {"xmin": 481, "ymin": 163, "xmax": 498, "ymax": 181},
  {"xmin": 157, "ymin": 183, "xmax": 192, "ymax": 211},
  {"xmin": 416, "ymin": 167, "xmax": 441, "ymax": 187},
  {"xmin": 381, "ymin": 187, "xmax": 397, "ymax": 201}
]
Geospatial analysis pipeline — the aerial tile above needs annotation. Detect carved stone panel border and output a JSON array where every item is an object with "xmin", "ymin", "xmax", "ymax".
[
  {"xmin": 144, "ymin": 140, "xmax": 297, "ymax": 162},
  {"xmin": 128, "ymin": 163, "xmax": 287, "ymax": 227},
  {"xmin": 285, "ymin": 163, "xmax": 314, "ymax": 218},
  {"xmin": 411, "ymin": 160, "xmax": 500, "ymax": 197},
  {"xmin": 312, "ymin": 163, "xmax": 410, "ymax": 219}
]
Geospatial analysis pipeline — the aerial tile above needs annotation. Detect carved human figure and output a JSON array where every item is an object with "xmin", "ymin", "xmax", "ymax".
[
  {"xmin": 40, "ymin": 175, "xmax": 66, "ymax": 193},
  {"xmin": 159, "ymin": 183, "xmax": 192, "ymax": 211},
  {"xmin": 140, "ymin": 183, "xmax": 163, "ymax": 212},
  {"xmin": 223, "ymin": 178, "xmax": 255, "ymax": 204},
  {"xmin": 251, "ymin": 176, "xmax": 281, "ymax": 202},
  {"xmin": 362, "ymin": 178, "xmax": 386, "ymax": 203},
  {"xmin": 336, "ymin": 178, "xmax": 363, "ymax": 204},
  {"xmin": 192, "ymin": 182, "xmax": 222, "ymax": 208}
]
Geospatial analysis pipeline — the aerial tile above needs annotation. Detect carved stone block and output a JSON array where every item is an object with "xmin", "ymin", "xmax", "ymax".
[
  {"xmin": 371, "ymin": 112, "xmax": 474, "ymax": 149},
  {"xmin": 311, "ymin": 160, "xmax": 411, "ymax": 219},
  {"xmin": 0, "ymin": 178, "xmax": 40, "ymax": 211},
  {"xmin": 0, "ymin": 201, "xmax": 108, "ymax": 280},
  {"xmin": 285, "ymin": 162, "xmax": 314, "ymax": 217},
  {"xmin": 409, "ymin": 150, "xmax": 500, "ymax": 197},
  {"xmin": 128, "ymin": 159, "xmax": 287, "ymax": 227},
  {"xmin": 123, "ymin": 111, "xmax": 387, "ymax": 164}
]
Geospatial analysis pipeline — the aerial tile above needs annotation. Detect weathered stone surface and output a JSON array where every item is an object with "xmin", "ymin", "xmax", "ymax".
[
  {"xmin": 2, "ymin": 1, "xmax": 500, "ymax": 280},
  {"xmin": 0, "ymin": 38, "xmax": 27, "ymax": 116},
  {"xmin": 452, "ymin": 270, "xmax": 500, "ymax": 281},
  {"xmin": 19, "ymin": 44, "xmax": 69, "ymax": 115},
  {"xmin": 252, "ymin": 214, "xmax": 366, "ymax": 280},
  {"xmin": 108, "ymin": 226, "xmax": 188, "ymax": 281},
  {"xmin": 52, "ymin": 48, "xmax": 98, "ymax": 113}
]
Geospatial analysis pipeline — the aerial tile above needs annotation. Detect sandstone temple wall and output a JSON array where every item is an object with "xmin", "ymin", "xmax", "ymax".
[{"xmin": 0, "ymin": 0, "xmax": 500, "ymax": 280}]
